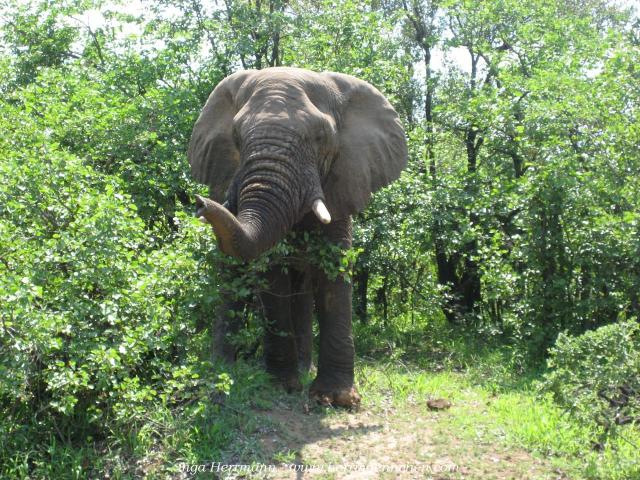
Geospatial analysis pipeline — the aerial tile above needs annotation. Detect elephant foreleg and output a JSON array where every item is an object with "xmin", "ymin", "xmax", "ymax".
[
  {"xmin": 291, "ymin": 267, "xmax": 314, "ymax": 373},
  {"xmin": 309, "ymin": 217, "xmax": 361, "ymax": 407},
  {"xmin": 260, "ymin": 264, "xmax": 302, "ymax": 392}
]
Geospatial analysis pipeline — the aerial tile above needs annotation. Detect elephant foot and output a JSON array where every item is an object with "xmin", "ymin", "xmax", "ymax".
[
  {"xmin": 269, "ymin": 371, "xmax": 302, "ymax": 394},
  {"xmin": 309, "ymin": 384, "xmax": 361, "ymax": 408}
]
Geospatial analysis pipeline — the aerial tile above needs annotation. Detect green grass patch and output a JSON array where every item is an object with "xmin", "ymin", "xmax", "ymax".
[{"xmin": 355, "ymin": 341, "xmax": 639, "ymax": 480}]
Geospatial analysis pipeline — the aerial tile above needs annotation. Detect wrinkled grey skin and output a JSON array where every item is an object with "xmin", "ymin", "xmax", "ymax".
[{"xmin": 188, "ymin": 67, "xmax": 407, "ymax": 407}]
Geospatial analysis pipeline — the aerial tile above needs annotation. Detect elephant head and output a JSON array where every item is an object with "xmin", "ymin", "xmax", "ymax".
[{"xmin": 188, "ymin": 67, "xmax": 407, "ymax": 261}]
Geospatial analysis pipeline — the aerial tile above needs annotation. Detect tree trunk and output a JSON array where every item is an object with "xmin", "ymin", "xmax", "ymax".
[
  {"xmin": 354, "ymin": 267, "xmax": 369, "ymax": 324},
  {"xmin": 377, "ymin": 273, "xmax": 389, "ymax": 325}
]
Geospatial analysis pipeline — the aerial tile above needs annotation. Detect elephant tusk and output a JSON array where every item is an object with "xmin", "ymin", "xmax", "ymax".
[{"xmin": 312, "ymin": 199, "xmax": 331, "ymax": 224}]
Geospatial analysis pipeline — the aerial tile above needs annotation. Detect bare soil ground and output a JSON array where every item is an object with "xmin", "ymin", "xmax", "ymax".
[{"xmin": 245, "ymin": 393, "xmax": 568, "ymax": 480}]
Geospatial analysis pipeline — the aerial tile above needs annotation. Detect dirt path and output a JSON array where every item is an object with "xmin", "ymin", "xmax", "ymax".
[{"xmin": 250, "ymin": 394, "xmax": 567, "ymax": 480}]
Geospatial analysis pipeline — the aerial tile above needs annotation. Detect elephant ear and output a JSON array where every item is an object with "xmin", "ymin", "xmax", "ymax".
[
  {"xmin": 322, "ymin": 73, "xmax": 408, "ymax": 219},
  {"xmin": 188, "ymin": 71, "xmax": 251, "ymax": 202}
]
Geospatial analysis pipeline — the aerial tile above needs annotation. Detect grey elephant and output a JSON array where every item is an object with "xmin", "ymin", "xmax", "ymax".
[{"xmin": 188, "ymin": 67, "xmax": 407, "ymax": 407}]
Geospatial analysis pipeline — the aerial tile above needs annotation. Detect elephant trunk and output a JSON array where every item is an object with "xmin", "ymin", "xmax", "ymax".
[
  {"xmin": 197, "ymin": 125, "xmax": 328, "ymax": 261},
  {"xmin": 195, "ymin": 195, "xmax": 260, "ymax": 261}
]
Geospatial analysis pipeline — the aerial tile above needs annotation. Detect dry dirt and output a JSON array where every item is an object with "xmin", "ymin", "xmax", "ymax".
[{"xmin": 247, "ymin": 395, "xmax": 568, "ymax": 480}]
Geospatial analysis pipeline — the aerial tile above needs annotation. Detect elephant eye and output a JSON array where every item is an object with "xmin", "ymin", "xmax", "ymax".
[
  {"xmin": 232, "ymin": 124, "xmax": 241, "ymax": 147},
  {"xmin": 312, "ymin": 122, "xmax": 328, "ymax": 143}
]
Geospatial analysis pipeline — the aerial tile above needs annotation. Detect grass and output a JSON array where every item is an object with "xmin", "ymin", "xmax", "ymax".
[
  {"xmin": 3, "ymin": 317, "xmax": 639, "ymax": 479},
  {"xmin": 352, "ymin": 356, "xmax": 639, "ymax": 479},
  {"xmin": 352, "ymin": 315, "xmax": 640, "ymax": 479}
]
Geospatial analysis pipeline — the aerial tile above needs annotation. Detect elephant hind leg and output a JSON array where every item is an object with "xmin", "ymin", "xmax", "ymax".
[
  {"xmin": 212, "ymin": 298, "xmax": 244, "ymax": 363},
  {"xmin": 212, "ymin": 262, "xmax": 247, "ymax": 363}
]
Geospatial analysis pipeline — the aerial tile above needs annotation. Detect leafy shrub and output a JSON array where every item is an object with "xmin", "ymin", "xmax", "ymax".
[
  {"xmin": 541, "ymin": 320, "xmax": 640, "ymax": 436},
  {"xmin": 0, "ymin": 98, "xmax": 232, "ymax": 475},
  {"xmin": 0, "ymin": 83, "xmax": 361, "ymax": 475}
]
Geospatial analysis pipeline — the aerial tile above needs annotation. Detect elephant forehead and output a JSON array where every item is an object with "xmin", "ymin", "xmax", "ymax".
[
  {"xmin": 254, "ymin": 88, "xmax": 312, "ymax": 120},
  {"xmin": 234, "ymin": 85, "xmax": 336, "ymax": 137}
]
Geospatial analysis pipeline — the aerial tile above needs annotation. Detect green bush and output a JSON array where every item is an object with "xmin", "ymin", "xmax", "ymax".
[
  {"xmin": 0, "ymin": 88, "xmax": 354, "ymax": 475},
  {"xmin": 541, "ymin": 320, "xmax": 640, "ymax": 436},
  {"xmin": 0, "ymin": 99, "xmax": 230, "ymax": 475}
]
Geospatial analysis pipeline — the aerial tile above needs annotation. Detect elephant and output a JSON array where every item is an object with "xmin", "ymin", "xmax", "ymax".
[{"xmin": 188, "ymin": 67, "xmax": 407, "ymax": 407}]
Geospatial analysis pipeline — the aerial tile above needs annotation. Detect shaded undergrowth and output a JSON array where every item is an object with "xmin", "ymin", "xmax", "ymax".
[{"xmin": 3, "ymin": 315, "xmax": 639, "ymax": 479}]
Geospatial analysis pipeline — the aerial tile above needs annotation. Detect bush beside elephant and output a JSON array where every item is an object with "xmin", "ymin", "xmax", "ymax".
[{"xmin": 188, "ymin": 67, "xmax": 407, "ymax": 407}]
